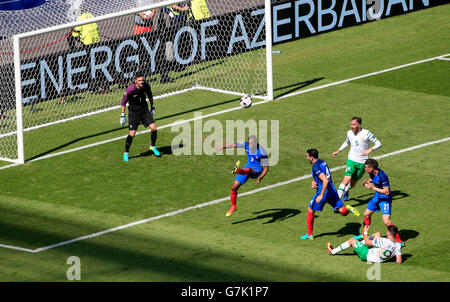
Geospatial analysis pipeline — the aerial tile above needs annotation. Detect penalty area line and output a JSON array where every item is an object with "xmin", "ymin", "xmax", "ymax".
[
  {"xmin": 0, "ymin": 53, "xmax": 448, "ymax": 171},
  {"xmin": 277, "ymin": 54, "xmax": 450, "ymax": 100},
  {"xmin": 1, "ymin": 136, "xmax": 446, "ymax": 253},
  {"xmin": 0, "ymin": 243, "xmax": 35, "ymax": 253}
]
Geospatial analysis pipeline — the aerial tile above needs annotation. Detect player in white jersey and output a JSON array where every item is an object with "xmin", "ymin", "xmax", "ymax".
[
  {"xmin": 327, "ymin": 224, "xmax": 402, "ymax": 263},
  {"xmin": 332, "ymin": 117, "xmax": 382, "ymax": 201}
]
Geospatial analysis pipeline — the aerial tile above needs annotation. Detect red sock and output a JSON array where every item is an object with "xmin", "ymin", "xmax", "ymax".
[
  {"xmin": 389, "ymin": 223, "xmax": 403, "ymax": 243},
  {"xmin": 230, "ymin": 190, "xmax": 238, "ymax": 207},
  {"xmin": 364, "ymin": 217, "xmax": 371, "ymax": 226},
  {"xmin": 236, "ymin": 168, "xmax": 251, "ymax": 175},
  {"xmin": 340, "ymin": 206, "xmax": 349, "ymax": 216},
  {"xmin": 307, "ymin": 211, "xmax": 314, "ymax": 236}
]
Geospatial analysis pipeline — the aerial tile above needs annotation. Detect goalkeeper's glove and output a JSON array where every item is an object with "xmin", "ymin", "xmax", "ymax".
[
  {"xmin": 150, "ymin": 105, "xmax": 156, "ymax": 116},
  {"xmin": 120, "ymin": 113, "xmax": 126, "ymax": 127}
]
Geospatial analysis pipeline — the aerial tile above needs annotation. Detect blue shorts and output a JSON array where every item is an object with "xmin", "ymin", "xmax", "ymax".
[
  {"xmin": 367, "ymin": 194, "xmax": 392, "ymax": 215},
  {"xmin": 309, "ymin": 189, "xmax": 344, "ymax": 212},
  {"xmin": 234, "ymin": 164, "xmax": 262, "ymax": 185}
]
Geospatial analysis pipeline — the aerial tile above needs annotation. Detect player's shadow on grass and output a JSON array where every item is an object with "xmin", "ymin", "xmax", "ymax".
[
  {"xmin": 383, "ymin": 253, "xmax": 414, "ymax": 263},
  {"xmin": 173, "ymin": 60, "xmax": 225, "ymax": 81},
  {"xmin": 399, "ymin": 229, "xmax": 419, "ymax": 242},
  {"xmin": 156, "ymin": 77, "xmax": 324, "ymax": 123},
  {"xmin": 274, "ymin": 77, "xmax": 324, "ymax": 99},
  {"xmin": 400, "ymin": 254, "xmax": 413, "ymax": 262},
  {"xmin": 232, "ymin": 208, "xmax": 301, "ymax": 225},
  {"xmin": 27, "ymin": 77, "xmax": 324, "ymax": 161},
  {"xmin": 155, "ymin": 96, "xmax": 242, "ymax": 122},
  {"xmin": 349, "ymin": 190, "xmax": 409, "ymax": 206},
  {"xmin": 130, "ymin": 144, "xmax": 183, "ymax": 159},
  {"xmin": 27, "ymin": 126, "xmax": 124, "ymax": 161},
  {"xmin": 314, "ymin": 222, "xmax": 362, "ymax": 239}
]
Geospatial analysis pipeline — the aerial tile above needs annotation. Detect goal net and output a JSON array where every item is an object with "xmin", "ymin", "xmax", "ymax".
[{"xmin": 0, "ymin": 0, "xmax": 272, "ymax": 164}]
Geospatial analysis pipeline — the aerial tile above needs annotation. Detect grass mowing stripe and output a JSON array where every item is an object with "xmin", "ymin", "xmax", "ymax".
[
  {"xmin": 0, "ymin": 54, "xmax": 447, "ymax": 170},
  {"xmin": 277, "ymin": 54, "xmax": 449, "ymax": 100},
  {"xmin": 3, "ymin": 136, "xmax": 445, "ymax": 254}
]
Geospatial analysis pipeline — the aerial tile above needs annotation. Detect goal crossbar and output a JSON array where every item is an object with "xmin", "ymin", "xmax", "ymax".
[
  {"xmin": 7, "ymin": 0, "xmax": 274, "ymax": 164},
  {"xmin": 14, "ymin": 0, "xmax": 187, "ymax": 40}
]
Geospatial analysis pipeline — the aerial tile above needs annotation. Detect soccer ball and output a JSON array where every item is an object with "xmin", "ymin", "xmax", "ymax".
[{"xmin": 240, "ymin": 95, "xmax": 252, "ymax": 108}]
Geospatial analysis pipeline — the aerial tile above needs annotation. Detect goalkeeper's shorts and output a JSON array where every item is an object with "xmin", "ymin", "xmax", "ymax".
[{"xmin": 129, "ymin": 109, "xmax": 155, "ymax": 131}]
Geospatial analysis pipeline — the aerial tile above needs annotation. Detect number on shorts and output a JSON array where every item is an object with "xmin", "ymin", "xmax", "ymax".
[{"xmin": 380, "ymin": 250, "xmax": 392, "ymax": 260}]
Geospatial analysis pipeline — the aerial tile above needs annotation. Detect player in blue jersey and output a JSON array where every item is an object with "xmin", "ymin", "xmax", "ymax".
[
  {"xmin": 300, "ymin": 149, "xmax": 360, "ymax": 240},
  {"xmin": 215, "ymin": 135, "xmax": 269, "ymax": 216},
  {"xmin": 120, "ymin": 72, "xmax": 160, "ymax": 161},
  {"xmin": 362, "ymin": 158, "xmax": 403, "ymax": 244}
]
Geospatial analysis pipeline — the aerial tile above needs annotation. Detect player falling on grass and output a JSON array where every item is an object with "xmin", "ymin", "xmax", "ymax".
[
  {"xmin": 300, "ymin": 148, "xmax": 360, "ymax": 240},
  {"xmin": 215, "ymin": 135, "xmax": 269, "ymax": 217},
  {"xmin": 327, "ymin": 224, "xmax": 402, "ymax": 264},
  {"xmin": 332, "ymin": 117, "xmax": 382, "ymax": 201},
  {"xmin": 361, "ymin": 158, "xmax": 403, "ymax": 245},
  {"xmin": 120, "ymin": 72, "xmax": 160, "ymax": 161}
]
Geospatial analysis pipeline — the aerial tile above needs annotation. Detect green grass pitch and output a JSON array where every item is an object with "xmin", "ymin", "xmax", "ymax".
[{"xmin": 0, "ymin": 5, "xmax": 449, "ymax": 282}]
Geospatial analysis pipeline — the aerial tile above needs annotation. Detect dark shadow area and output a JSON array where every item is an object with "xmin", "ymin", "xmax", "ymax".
[
  {"xmin": 27, "ymin": 126, "xmax": 124, "ymax": 161},
  {"xmin": 154, "ymin": 77, "xmax": 324, "ymax": 122},
  {"xmin": 25, "ymin": 96, "xmax": 242, "ymax": 162},
  {"xmin": 274, "ymin": 77, "xmax": 324, "ymax": 99},
  {"xmin": 0, "ymin": 211, "xmax": 341, "ymax": 281},
  {"xmin": 314, "ymin": 222, "xmax": 362, "ymax": 239},
  {"xmin": 348, "ymin": 193, "xmax": 372, "ymax": 206},
  {"xmin": 232, "ymin": 208, "xmax": 301, "ymax": 225},
  {"xmin": 383, "ymin": 253, "xmax": 413, "ymax": 263},
  {"xmin": 400, "ymin": 254, "xmax": 413, "ymax": 263},
  {"xmin": 25, "ymin": 76, "xmax": 324, "ymax": 162},
  {"xmin": 129, "ymin": 144, "xmax": 183, "ymax": 159},
  {"xmin": 155, "ymin": 96, "xmax": 240, "ymax": 121},
  {"xmin": 398, "ymin": 229, "xmax": 419, "ymax": 242},
  {"xmin": 391, "ymin": 190, "xmax": 410, "ymax": 201},
  {"xmin": 349, "ymin": 190, "xmax": 409, "ymax": 206},
  {"xmin": 174, "ymin": 60, "xmax": 225, "ymax": 81}
]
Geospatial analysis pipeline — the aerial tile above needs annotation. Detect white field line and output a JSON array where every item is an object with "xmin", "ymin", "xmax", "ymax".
[
  {"xmin": 1, "ymin": 136, "xmax": 448, "ymax": 253},
  {"xmin": 277, "ymin": 53, "xmax": 450, "ymax": 100},
  {"xmin": 0, "ymin": 156, "xmax": 16, "ymax": 163},
  {"xmin": 0, "ymin": 54, "xmax": 449, "ymax": 251},
  {"xmin": 196, "ymin": 86, "xmax": 267, "ymax": 99},
  {"xmin": 0, "ymin": 86, "xmax": 199, "ymax": 140},
  {"xmin": 0, "ymin": 53, "xmax": 447, "ymax": 169},
  {"xmin": 0, "ymin": 243, "xmax": 34, "ymax": 253}
]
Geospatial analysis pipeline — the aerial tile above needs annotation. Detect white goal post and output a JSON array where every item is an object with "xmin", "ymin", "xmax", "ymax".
[{"xmin": 1, "ymin": 0, "xmax": 274, "ymax": 164}]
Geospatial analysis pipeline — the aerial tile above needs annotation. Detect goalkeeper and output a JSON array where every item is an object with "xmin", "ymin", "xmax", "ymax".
[{"xmin": 120, "ymin": 72, "xmax": 160, "ymax": 162}]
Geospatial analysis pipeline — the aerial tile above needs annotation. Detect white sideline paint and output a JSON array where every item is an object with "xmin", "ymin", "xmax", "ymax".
[
  {"xmin": 277, "ymin": 53, "xmax": 450, "ymax": 100},
  {"xmin": 0, "ymin": 243, "xmax": 34, "ymax": 253},
  {"xmin": 0, "ymin": 53, "xmax": 448, "ymax": 168},
  {"xmin": 1, "ymin": 137, "xmax": 449, "ymax": 253}
]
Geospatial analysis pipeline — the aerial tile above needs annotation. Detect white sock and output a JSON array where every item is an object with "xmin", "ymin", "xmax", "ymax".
[
  {"xmin": 338, "ymin": 183, "xmax": 346, "ymax": 198},
  {"xmin": 344, "ymin": 183, "xmax": 351, "ymax": 192},
  {"xmin": 332, "ymin": 241, "xmax": 351, "ymax": 254}
]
